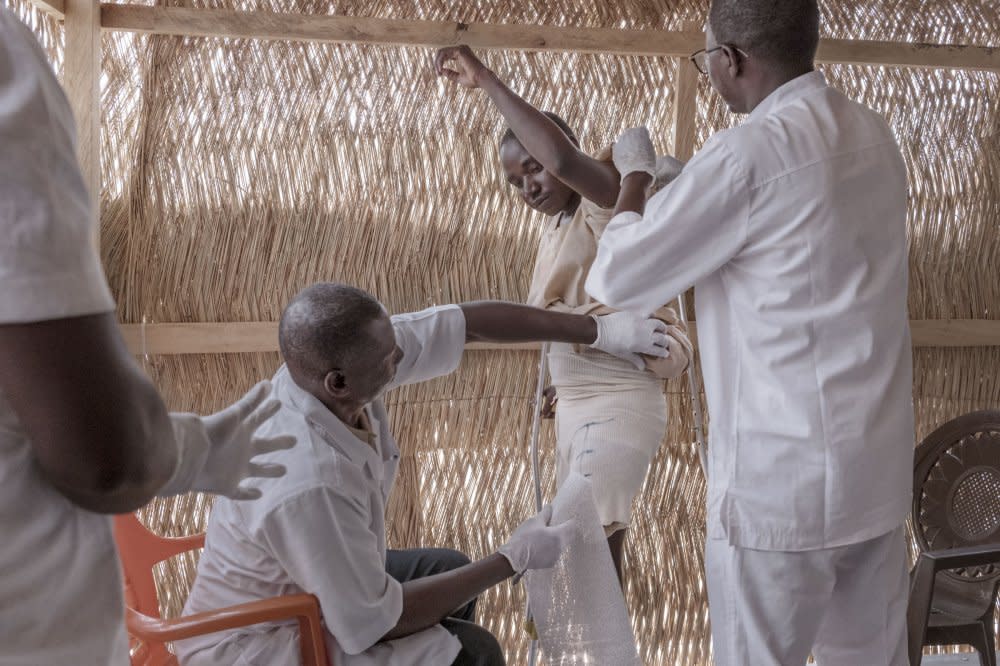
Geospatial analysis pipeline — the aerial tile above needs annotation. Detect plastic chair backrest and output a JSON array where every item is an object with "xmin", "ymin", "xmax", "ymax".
[
  {"xmin": 912, "ymin": 410, "xmax": 1000, "ymax": 593},
  {"xmin": 113, "ymin": 514, "xmax": 206, "ymax": 664}
]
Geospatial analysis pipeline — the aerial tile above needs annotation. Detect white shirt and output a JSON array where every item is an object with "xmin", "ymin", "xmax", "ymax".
[
  {"xmin": 0, "ymin": 8, "xmax": 128, "ymax": 665},
  {"xmin": 587, "ymin": 72, "xmax": 915, "ymax": 551},
  {"xmin": 178, "ymin": 305, "xmax": 467, "ymax": 666}
]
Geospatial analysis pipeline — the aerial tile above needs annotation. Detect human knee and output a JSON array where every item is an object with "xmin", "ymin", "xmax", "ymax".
[
  {"xmin": 463, "ymin": 627, "xmax": 505, "ymax": 666},
  {"xmin": 436, "ymin": 547, "xmax": 472, "ymax": 571},
  {"xmin": 448, "ymin": 622, "xmax": 505, "ymax": 666}
]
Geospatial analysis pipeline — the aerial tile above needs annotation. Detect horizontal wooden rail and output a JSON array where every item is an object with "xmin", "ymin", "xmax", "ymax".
[
  {"xmin": 100, "ymin": 5, "xmax": 703, "ymax": 56},
  {"xmin": 120, "ymin": 319, "xmax": 1000, "ymax": 356},
  {"xmin": 100, "ymin": 6, "xmax": 1000, "ymax": 71},
  {"xmin": 28, "ymin": 0, "xmax": 65, "ymax": 19}
]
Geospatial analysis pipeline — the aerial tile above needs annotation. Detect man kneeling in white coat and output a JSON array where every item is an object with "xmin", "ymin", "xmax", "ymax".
[{"xmin": 177, "ymin": 282, "xmax": 671, "ymax": 666}]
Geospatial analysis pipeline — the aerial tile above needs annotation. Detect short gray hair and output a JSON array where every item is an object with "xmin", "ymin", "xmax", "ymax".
[
  {"xmin": 278, "ymin": 282, "xmax": 384, "ymax": 379},
  {"xmin": 709, "ymin": 0, "xmax": 820, "ymax": 68}
]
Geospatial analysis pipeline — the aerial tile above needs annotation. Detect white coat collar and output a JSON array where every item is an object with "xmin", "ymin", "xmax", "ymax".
[
  {"xmin": 273, "ymin": 364, "xmax": 384, "ymax": 479},
  {"xmin": 748, "ymin": 70, "xmax": 828, "ymax": 123}
]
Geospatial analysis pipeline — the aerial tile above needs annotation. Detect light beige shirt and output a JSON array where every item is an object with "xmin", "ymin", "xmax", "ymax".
[
  {"xmin": 178, "ymin": 306, "xmax": 467, "ymax": 666},
  {"xmin": 526, "ymin": 151, "xmax": 691, "ymax": 379}
]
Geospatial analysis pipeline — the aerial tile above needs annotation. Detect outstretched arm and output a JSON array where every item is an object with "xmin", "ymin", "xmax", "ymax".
[
  {"xmin": 459, "ymin": 301, "xmax": 669, "ymax": 370},
  {"xmin": 460, "ymin": 300, "xmax": 597, "ymax": 345},
  {"xmin": 435, "ymin": 45, "xmax": 621, "ymax": 207}
]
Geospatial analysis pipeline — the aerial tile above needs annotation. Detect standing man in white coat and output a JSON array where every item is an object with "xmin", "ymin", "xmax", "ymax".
[
  {"xmin": 586, "ymin": 1, "xmax": 914, "ymax": 664},
  {"xmin": 0, "ymin": 9, "xmax": 295, "ymax": 665}
]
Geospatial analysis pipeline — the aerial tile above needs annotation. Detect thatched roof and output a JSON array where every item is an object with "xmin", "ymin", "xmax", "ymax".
[{"xmin": 7, "ymin": 0, "xmax": 1000, "ymax": 662}]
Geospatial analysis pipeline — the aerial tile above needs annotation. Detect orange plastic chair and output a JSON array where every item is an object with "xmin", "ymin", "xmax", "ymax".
[{"xmin": 113, "ymin": 513, "xmax": 331, "ymax": 666}]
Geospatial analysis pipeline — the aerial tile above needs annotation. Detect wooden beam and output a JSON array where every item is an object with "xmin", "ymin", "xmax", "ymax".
[
  {"xmin": 65, "ymin": 0, "xmax": 102, "ymax": 243},
  {"xmin": 909, "ymin": 319, "xmax": 1000, "ymax": 348},
  {"xmin": 817, "ymin": 38, "xmax": 1000, "ymax": 71},
  {"xmin": 100, "ymin": 5, "xmax": 703, "ymax": 57},
  {"xmin": 99, "ymin": 6, "xmax": 1000, "ymax": 71},
  {"xmin": 28, "ymin": 0, "xmax": 65, "ymax": 19},
  {"xmin": 119, "ymin": 320, "xmax": 1000, "ymax": 356}
]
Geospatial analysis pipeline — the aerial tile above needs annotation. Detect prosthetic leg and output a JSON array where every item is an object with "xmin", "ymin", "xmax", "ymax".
[{"xmin": 525, "ymin": 342, "xmax": 549, "ymax": 666}]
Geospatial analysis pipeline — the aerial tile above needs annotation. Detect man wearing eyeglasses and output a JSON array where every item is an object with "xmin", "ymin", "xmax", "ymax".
[{"xmin": 586, "ymin": 1, "xmax": 913, "ymax": 664}]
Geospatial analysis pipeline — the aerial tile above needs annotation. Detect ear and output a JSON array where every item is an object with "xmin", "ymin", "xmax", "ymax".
[
  {"xmin": 322, "ymin": 369, "xmax": 350, "ymax": 400},
  {"xmin": 722, "ymin": 45, "xmax": 744, "ymax": 78}
]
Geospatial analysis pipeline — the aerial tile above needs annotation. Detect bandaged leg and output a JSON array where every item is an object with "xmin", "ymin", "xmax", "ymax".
[
  {"xmin": 526, "ymin": 472, "xmax": 641, "ymax": 665},
  {"xmin": 555, "ymin": 393, "xmax": 661, "ymax": 585},
  {"xmin": 705, "ymin": 526, "xmax": 908, "ymax": 666}
]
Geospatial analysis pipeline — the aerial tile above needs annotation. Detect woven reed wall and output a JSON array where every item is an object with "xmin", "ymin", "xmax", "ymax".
[{"xmin": 7, "ymin": 0, "xmax": 1000, "ymax": 662}]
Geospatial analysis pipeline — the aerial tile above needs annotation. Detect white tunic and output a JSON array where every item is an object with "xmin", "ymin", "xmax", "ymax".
[
  {"xmin": 586, "ymin": 72, "xmax": 915, "ymax": 551},
  {"xmin": 178, "ymin": 305, "xmax": 467, "ymax": 666},
  {"xmin": 0, "ymin": 9, "xmax": 129, "ymax": 665}
]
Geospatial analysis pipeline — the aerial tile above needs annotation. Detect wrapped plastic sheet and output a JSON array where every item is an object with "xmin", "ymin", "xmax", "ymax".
[{"xmin": 526, "ymin": 473, "xmax": 640, "ymax": 665}]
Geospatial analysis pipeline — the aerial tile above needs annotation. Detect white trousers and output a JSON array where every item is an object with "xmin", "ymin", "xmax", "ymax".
[{"xmin": 705, "ymin": 526, "xmax": 908, "ymax": 666}]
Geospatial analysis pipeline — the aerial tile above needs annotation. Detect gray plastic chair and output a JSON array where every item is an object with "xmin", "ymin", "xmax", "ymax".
[{"xmin": 907, "ymin": 410, "xmax": 1000, "ymax": 666}]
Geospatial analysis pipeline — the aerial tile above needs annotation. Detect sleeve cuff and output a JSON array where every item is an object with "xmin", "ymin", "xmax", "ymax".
[
  {"xmin": 0, "ymin": 265, "xmax": 115, "ymax": 324},
  {"xmin": 608, "ymin": 211, "xmax": 643, "ymax": 227},
  {"xmin": 340, "ymin": 576, "xmax": 403, "ymax": 655}
]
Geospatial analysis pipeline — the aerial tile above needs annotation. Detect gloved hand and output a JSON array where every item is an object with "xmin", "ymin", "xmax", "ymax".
[
  {"xmin": 591, "ymin": 310, "xmax": 669, "ymax": 370},
  {"xmin": 642, "ymin": 324, "xmax": 695, "ymax": 379},
  {"xmin": 498, "ymin": 505, "xmax": 576, "ymax": 574},
  {"xmin": 612, "ymin": 127, "xmax": 657, "ymax": 182},
  {"xmin": 158, "ymin": 381, "xmax": 296, "ymax": 500}
]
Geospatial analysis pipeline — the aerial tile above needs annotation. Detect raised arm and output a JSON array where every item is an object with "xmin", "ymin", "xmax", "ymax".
[
  {"xmin": 586, "ymin": 133, "xmax": 751, "ymax": 314},
  {"xmin": 435, "ymin": 45, "xmax": 621, "ymax": 207}
]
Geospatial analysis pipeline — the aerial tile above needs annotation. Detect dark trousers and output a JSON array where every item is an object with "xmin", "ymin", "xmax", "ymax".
[{"xmin": 385, "ymin": 548, "xmax": 506, "ymax": 666}]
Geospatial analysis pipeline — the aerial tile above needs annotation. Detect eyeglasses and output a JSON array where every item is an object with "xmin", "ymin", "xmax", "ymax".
[{"xmin": 688, "ymin": 45, "xmax": 749, "ymax": 75}]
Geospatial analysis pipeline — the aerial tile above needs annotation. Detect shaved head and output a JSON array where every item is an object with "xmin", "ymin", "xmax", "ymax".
[{"xmin": 278, "ymin": 283, "xmax": 385, "ymax": 383}]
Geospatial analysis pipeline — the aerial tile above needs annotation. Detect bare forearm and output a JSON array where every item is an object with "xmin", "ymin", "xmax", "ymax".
[
  {"xmin": 460, "ymin": 301, "xmax": 597, "ymax": 345},
  {"xmin": 384, "ymin": 554, "xmax": 514, "ymax": 640},
  {"xmin": 478, "ymin": 71, "xmax": 578, "ymax": 172},
  {"xmin": 613, "ymin": 172, "xmax": 653, "ymax": 218}
]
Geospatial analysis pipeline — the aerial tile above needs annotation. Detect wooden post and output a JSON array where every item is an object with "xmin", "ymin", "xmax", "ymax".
[
  {"xmin": 671, "ymin": 21, "xmax": 702, "ymax": 162},
  {"xmin": 64, "ymin": 0, "xmax": 102, "ymax": 244},
  {"xmin": 670, "ymin": 20, "xmax": 704, "ymax": 381}
]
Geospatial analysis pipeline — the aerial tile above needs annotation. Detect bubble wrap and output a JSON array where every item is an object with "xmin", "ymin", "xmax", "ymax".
[{"xmin": 525, "ymin": 472, "xmax": 641, "ymax": 665}]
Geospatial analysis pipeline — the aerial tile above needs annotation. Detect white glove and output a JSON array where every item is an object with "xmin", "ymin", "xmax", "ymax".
[
  {"xmin": 642, "ymin": 324, "xmax": 694, "ymax": 379},
  {"xmin": 158, "ymin": 381, "xmax": 296, "ymax": 500},
  {"xmin": 655, "ymin": 155, "xmax": 685, "ymax": 186},
  {"xmin": 498, "ymin": 505, "xmax": 576, "ymax": 574},
  {"xmin": 612, "ymin": 127, "xmax": 657, "ymax": 182},
  {"xmin": 591, "ymin": 311, "xmax": 669, "ymax": 370}
]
